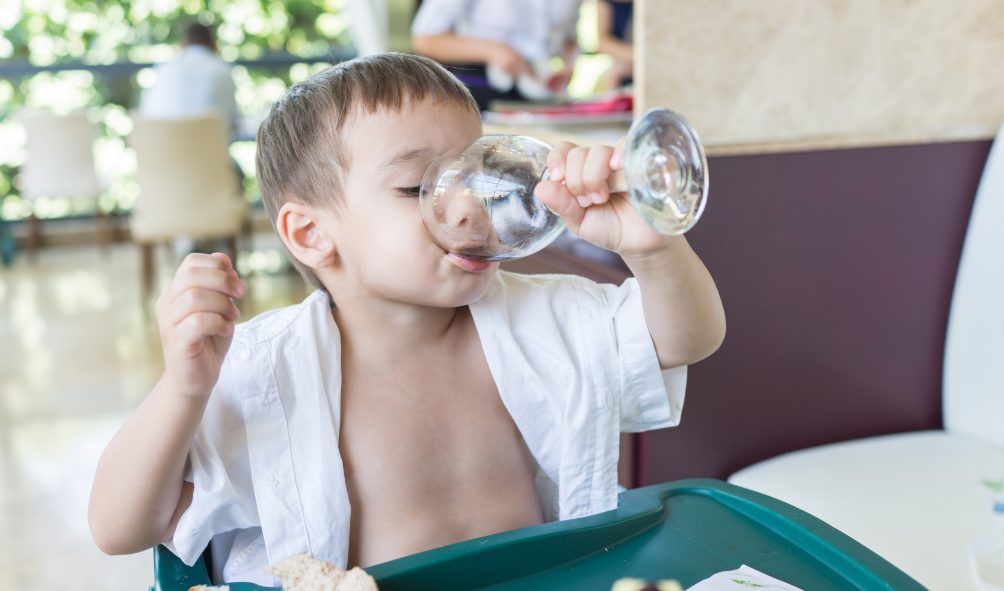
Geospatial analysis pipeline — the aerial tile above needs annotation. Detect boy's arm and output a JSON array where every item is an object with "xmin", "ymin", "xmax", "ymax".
[
  {"xmin": 596, "ymin": 1, "xmax": 634, "ymax": 64},
  {"xmin": 538, "ymin": 142, "xmax": 726, "ymax": 369},
  {"xmin": 88, "ymin": 379, "xmax": 205, "ymax": 554},
  {"xmin": 621, "ymin": 238, "xmax": 725, "ymax": 368},
  {"xmin": 88, "ymin": 253, "xmax": 244, "ymax": 555},
  {"xmin": 412, "ymin": 34, "xmax": 531, "ymax": 79}
]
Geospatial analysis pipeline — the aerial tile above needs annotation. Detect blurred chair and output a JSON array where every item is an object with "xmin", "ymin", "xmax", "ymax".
[
  {"xmin": 129, "ymin": 114, "xmax": 248, "ymax": 302},
  {"xmin": 729, "ymin": 124, "xmax": 1004, "ymax": 590},
  {"xmin": 19, "ymin": 110, "xmax": 111, "ymax": 257}
]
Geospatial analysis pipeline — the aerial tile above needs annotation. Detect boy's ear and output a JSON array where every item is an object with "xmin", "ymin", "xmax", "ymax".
[{"xmin": 276, "ymin": 201, "xmax": 338, "ymax": 270}]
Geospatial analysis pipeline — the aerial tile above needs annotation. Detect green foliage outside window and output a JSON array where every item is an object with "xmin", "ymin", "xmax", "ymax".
[{"xmin": 0, "ymin": 0, "xmax": 354, "ymax": 222}]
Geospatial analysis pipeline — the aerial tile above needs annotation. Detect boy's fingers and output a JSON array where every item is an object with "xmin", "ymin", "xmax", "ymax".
[
  {"xmin": 546, "ymin": 141, "xmax": 577, "ymax": 182},
  {"xmin": 165, "ymin": 289, "xmax": 239, "ymax": 327},
  {"xmin": 563, "ymin": 146, "xmax": 589, "ymax": 201},
  {"xmin": 179, "ymin": 266, "xmax": 244, "ymax": 296},
  {"xmin": 160, "ymin": 267, "xmax": 244, "ymax": 310},
  {"xmin": 536, "ymin": 179, "xmax": 585, "ymax": 229},
  {"xmin": 610, "ymin": 136, "xmax": 627, "ymax": 170},
  {"xmin": 583, "ymin": 145, "xmax": 615, "ymax": 204},
  {"xmin": 209, "ymin": 251, "xmax": 235, "ymax": 270},
  {"xmin": 177, "ymin": 312, "xmax": 234, "ymax": 343},
  {"xmin": 183, "ymin": 252, "xmax": 234, "ymax": 272}
]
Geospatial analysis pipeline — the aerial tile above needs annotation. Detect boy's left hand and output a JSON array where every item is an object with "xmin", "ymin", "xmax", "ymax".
[{"xmin": 536, "ymin": 139, "xmax": 673, "ymax": 257}]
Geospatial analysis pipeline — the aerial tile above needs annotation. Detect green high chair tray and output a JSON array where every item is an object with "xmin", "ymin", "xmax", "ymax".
[{"xmin": 152, "ymin": 479, "xmax": 923, "ymax": 590}]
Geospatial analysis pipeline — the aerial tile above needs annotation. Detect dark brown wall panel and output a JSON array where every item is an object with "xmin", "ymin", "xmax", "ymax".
[{"xmin": 642, "ymin": 139, "xmax": 991, "ymax": 483}]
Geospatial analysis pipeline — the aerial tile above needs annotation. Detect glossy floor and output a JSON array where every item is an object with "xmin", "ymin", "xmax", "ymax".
[{"xmin": 0, "ymin": 239, "xmax": 307, "ymax": 590}]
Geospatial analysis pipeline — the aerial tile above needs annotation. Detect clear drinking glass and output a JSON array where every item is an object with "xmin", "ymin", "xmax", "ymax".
[{"xmin": 419, "ymin": 108, "xmax": 709, "ymax": 262}]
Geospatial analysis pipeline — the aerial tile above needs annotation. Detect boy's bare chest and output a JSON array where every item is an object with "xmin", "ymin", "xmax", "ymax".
[
  {"xmin": 338, "ymin": 349, "xmax": 521, "ymax": 486},
  {"xmin": 337, "ymin": 345, "xmax": 543, "ymax": 566}
]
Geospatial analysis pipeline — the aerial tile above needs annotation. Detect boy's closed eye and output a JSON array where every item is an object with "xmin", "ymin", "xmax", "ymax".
[{"xmin": 395, "ymin": 185, "xmax": 421, "ymax": 197}]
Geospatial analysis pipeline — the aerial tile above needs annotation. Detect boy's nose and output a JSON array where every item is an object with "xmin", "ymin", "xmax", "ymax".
[{"xmin": 442, "ymin": 191, "xmax": 491, "ymax": 245}]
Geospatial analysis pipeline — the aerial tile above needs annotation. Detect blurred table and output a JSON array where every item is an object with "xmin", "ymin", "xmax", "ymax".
[{"xmin": 483, "ymin": 120, "xmax": 629, "ymax": 149}]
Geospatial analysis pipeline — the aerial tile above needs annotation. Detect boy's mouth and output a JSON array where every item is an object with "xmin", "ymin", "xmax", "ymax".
[{"xmin": 446, "ymin": 252, "xmax": 492, "ymax": 273}]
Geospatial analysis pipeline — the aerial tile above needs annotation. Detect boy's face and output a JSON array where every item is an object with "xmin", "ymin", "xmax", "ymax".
[{"xmin": 309, "ymin": 98, "xmax": 492, "ymax": 308}]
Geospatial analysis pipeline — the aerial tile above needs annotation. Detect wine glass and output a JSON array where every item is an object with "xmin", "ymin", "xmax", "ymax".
[{"xmin": 419, "ymin": 108, "xmax": 708, "ymax": 262}]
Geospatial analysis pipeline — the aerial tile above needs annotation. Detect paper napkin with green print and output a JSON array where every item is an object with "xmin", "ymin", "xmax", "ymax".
[{"xmin": 687, "ymin": 565, "xmax": 805, "ymax": 591}]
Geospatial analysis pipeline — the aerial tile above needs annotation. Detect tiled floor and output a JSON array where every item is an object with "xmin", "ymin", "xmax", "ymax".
[{"xmin": 0, "ymin": 238, "xmax": 307, "ymax": 590}]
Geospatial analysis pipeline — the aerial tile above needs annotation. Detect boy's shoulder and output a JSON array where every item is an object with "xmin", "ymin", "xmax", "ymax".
[{"xmin": 232, "ymin": 289, "xmax": 333, "ymax": 347}]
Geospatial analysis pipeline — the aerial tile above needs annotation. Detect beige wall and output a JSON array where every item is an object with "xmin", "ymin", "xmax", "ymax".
[{"xmin": 636, "ymin": 0, "xmax": 1004, "ymax": 152}]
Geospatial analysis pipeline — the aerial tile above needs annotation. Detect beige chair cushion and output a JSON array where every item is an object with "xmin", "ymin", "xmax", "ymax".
[
  {"xmin": 20, "ymin": 110, "xmax": 103, "ymax": 200},
  {"xmin": 729, "ymin": 431, "xmax": 1004, "ymax": 590},
  {"xmin": 128, "ymin": 114, "xmax": 246, "ymax": 242}
]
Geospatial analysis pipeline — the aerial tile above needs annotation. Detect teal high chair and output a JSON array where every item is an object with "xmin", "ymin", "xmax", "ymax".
[{"xmin": 152, "ymin": 479, "xmax": 923, "ymax": 590}]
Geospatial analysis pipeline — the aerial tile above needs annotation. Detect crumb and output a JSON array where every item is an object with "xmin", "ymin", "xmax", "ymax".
[{"xmin": 611, "ymin": 578, "xmax": 683, "ymax": 591}]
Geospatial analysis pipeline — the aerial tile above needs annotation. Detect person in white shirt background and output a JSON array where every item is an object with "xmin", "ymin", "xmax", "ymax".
[
  {"xmin": 411, "ymin": 0, "xmax": 583, "ymax": 110},
  {"xmin": 139, "ymin": 21, "xmax": 243, "ymax": 255},
  {"xmin": 140, "ymin": 21, "xmax": 240, "ymax": 139}
]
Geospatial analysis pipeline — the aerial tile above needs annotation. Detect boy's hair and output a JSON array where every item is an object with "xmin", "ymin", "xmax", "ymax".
[{"xmin": 255, "ymin": 52, "xmax": 480, "ymax": 289}]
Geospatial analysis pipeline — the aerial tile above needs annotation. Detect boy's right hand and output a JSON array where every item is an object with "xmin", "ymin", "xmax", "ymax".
[{"xmin": 156, "ymin": 253, "xmax": 245, "ymax": 398}]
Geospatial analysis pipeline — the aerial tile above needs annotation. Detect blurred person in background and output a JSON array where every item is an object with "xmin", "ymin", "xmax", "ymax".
[
  {"xmin": 139, "ymin": 21, "xmax": 243, "ymax": 256},
  {"xmin": 140, "ymin": 21, "xmax": 240, "ymax": 139},
  {"xmin": 411, "ymin": 0, "xmax": 583, "ymax": 110},
  {"xmin": 596, "ymin": 0, "xmax": 633, "ymax": 91}
]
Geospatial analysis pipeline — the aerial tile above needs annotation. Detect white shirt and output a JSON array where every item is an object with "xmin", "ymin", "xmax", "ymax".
[
  {"xmin": 139, "ymin": 45, "xmax": 239, "ymax": 136},
  {"xmin": 166, "ymin": 271, "xmax": 686, "ymax": 585},
  {"xmin": 411, "ymin": 0, "xmax": 583, "ymax": 64}
]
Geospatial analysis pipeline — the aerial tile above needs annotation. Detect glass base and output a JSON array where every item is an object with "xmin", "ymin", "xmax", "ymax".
[{"xmin": 624, "ymin": 108, "xmax": 709, "ymax": 235}]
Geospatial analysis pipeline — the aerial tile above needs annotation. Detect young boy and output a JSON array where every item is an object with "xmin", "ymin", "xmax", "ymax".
[{"xmin": 89, "ymin": 53, "xmax": 725, "ymax": 585}]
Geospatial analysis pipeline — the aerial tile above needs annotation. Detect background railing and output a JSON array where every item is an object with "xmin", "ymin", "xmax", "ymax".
[{"xmin": 0, "ymin": 0, "xmax": 355, "ymax": 223}]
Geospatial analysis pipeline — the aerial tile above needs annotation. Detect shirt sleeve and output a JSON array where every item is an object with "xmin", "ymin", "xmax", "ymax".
[
  {"xmin": 586, "ymin": 276, "xmax": 687, "ymax": 433},
  {"xmin": 164, "ymin": 354, "xmax": 259, "ymax": 566},
  {"xmin": 411, "ymin": 0, "xmax": 471, "ymax": 36}
]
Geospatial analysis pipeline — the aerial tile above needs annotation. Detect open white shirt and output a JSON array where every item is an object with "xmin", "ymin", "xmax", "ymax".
[{"xmin": 166, "ymin": 271, "xmax": 686, "ymax": 585}]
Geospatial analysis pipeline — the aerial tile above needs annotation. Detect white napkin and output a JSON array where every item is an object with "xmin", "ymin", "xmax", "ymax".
[
  {"xmin": 485, "ymin": 58, "xmax": 555, "ymax": 101},
  {"xmin": 971, "ymin": 478, "xmax": 1004, "ymax": 590},
  {"xmin": 687, "ymin": 565, "xmax": 806, "ymax": 591},
  {"xmin": 971, "ymin": 537, "xmax": 1004, "ymax": 591}
]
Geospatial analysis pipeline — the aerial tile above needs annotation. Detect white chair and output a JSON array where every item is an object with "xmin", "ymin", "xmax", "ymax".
[
  {"xmin": 729, "ymin": 125, "xmax": 1004, "ymax": 590},
  {"xmin": 128, "ymin": 114, "xmax": 248, "ymax": 301},
  {"xmin": 19, "ymin": 110, "xmax": 111, "ymax": 256}
]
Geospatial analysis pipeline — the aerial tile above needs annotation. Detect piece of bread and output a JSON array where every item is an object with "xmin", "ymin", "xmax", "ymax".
[
  {"xmin": 267, "ymin": 554, "xmax": 378, "ymax": 591},
  {"xmin": 611, "ymin": 578, "xmax": 683, "ymax": 591},
  {"xmin": 337, "ymin": 567, "xmax": 380, "ymax": 591}
]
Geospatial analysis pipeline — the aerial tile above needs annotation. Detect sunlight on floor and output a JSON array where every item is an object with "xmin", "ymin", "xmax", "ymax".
[{"xmin": 0, "ymin": 238, "xmax": 307, "ymax": 590}]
